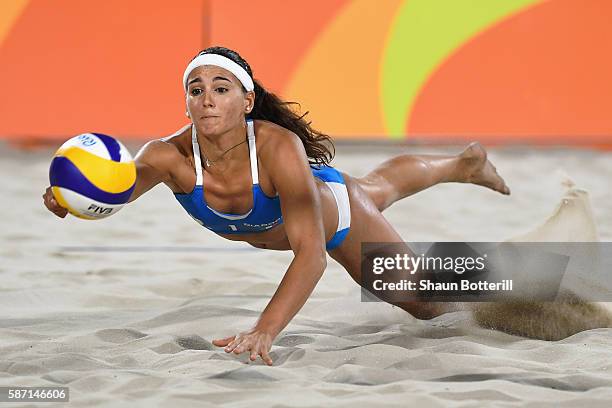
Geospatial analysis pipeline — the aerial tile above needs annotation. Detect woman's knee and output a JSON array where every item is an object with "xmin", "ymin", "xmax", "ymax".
[{"xmin": 354, "ymin": 174, "xmax": 394, "ymax": 212}]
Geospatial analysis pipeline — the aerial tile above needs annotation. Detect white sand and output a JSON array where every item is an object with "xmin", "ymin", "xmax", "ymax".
[{"xmin": 1, "ymin": 143, "xmax": 611, "ymax": 407}]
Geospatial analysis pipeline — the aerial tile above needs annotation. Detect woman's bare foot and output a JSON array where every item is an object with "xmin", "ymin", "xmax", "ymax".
[{"xmin": 456, "ymin": 142, "xmax": 510, "ymax": 195}]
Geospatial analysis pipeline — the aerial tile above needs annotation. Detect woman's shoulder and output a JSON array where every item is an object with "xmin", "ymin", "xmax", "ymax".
[
  {"xmin": 136, "ymin": 125, "xmax": 191, "ymax": 167},
  {"xmin": 252, "ymin": 119, "xmax": 302, "ymax": 153},
  {"xmin": 253, "ymin": 119, "xmax": 294, "ymax": 137},
  {"xmin": 252, "ymin": 120, "xmax": 310, "ymax": 182}
]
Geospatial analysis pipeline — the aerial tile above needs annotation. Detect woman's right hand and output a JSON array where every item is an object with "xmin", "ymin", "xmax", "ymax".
[{"xmin": 42, "ymin": 186, "xmax": 68, "ymax": 218}]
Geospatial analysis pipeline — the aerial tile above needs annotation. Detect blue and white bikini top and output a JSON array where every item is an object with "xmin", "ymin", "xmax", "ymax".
[{"xmin": 174, "ymin": 120, "xmax": 283, "ymax": 234}]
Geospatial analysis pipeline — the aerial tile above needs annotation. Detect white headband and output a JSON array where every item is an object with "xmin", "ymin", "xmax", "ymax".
[{"xmin": 183, "ymin": 54, "xmax": 254, "ymax": 92}]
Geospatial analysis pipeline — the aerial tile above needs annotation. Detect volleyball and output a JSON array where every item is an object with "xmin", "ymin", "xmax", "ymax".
[{"xmin": 49, "ymin": 133, "xmax": 136, "ymax": 220}]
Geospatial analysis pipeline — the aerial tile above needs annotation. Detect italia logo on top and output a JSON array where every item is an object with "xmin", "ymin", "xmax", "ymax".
[{"xmin": 49, "ymin": 133, "xmax": 136, "ymax": 220}]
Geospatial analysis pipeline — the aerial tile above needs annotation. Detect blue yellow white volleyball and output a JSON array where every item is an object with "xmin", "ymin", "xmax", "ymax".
[{"xmin": 49, "ymin": 133, "xmax": 136, "ymax": 220}]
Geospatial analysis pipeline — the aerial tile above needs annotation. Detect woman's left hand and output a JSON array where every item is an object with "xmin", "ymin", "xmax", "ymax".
[{"xmin": 212, "ymin": 327, "xmax": 275, "ymax": 365}]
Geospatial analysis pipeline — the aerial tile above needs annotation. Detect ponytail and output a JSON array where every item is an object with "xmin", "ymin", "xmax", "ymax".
[{"xmin": 249, "ymin": 80, "xmax": 334, "ymax": 166}]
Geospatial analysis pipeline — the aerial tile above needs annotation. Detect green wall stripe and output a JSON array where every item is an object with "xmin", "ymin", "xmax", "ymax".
[{"xmin": 382, "ymin": 0, "xmax": 540, "ymax": 138}]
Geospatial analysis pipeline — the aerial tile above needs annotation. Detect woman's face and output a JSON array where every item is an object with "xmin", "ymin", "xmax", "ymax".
[{"xmin": 185, "ymin": 65, "xmax": 254, "ymax": 137}]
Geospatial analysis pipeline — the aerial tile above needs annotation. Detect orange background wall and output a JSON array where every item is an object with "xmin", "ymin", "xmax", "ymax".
[
  {"xmin": 1, "ymin": 0, "xmax": 611, "ymax": 144},
  {"xmin": 0, "ymin": 0, "xmax": 204, "ymax": 140}
]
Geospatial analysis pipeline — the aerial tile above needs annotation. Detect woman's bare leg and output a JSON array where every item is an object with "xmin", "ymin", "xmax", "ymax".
[
  {"xmin": 358, "ymin": 142, "xmax": 510, "ymax": 211},
  {"xmin": 329, "ymin": 144, "xmax": 510, "ymax": 319},
  {"xmin": 333, "ymin": 162, "xmax": 610, "ymax": 338},
  {"xmin": 329, "ymin": 176, "xmax": 459, "ymax": 319}
]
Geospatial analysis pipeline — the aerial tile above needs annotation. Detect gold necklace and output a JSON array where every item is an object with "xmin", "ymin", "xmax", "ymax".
[{"xmin": 202, "ymin": 138, "xmax": 247, "ymax": 167}]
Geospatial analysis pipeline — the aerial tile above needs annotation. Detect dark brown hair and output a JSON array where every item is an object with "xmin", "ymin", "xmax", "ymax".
[{"xmin": 192, "ymin": 46, "xmax": 335, "ymax": 166}]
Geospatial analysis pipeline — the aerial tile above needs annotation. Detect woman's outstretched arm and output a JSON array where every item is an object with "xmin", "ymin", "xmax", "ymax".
[
  {"xmin": 127, "ymin": 140, "xmax": 177, "ymax": 202},
  {"xmin": 212, "ymin": 129, "xmax": 328, "ymax": 365}
]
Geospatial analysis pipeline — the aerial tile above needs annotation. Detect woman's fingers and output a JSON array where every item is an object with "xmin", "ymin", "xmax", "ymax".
[
  {"xmin": 260, "ymin": 347, "xmax": 273, "ymax": 365},
  {"xmin": 212, "ymin": 335, "xmax": 235, "ymax": 347},
  {"xmin": 226, "ymin": 336, "xmax": 244, "ymax": 352},
  {"xmin": 232, "ymin": 337, "xmax": 249, "ymax": 354},
  {"xmin": 247, "ymin": 339, "xmax": 273, "ymax": 365},
  {"xmin": 54, "ymin": 205, "xmax": 68, "ymax": 218},
  {"xmin": 43, "ymin": 187, "xmax": 68, "ymax": 218},
  {"xmin": 214, "ymin": 333, "xmax": 273, "ymax": 365}
]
